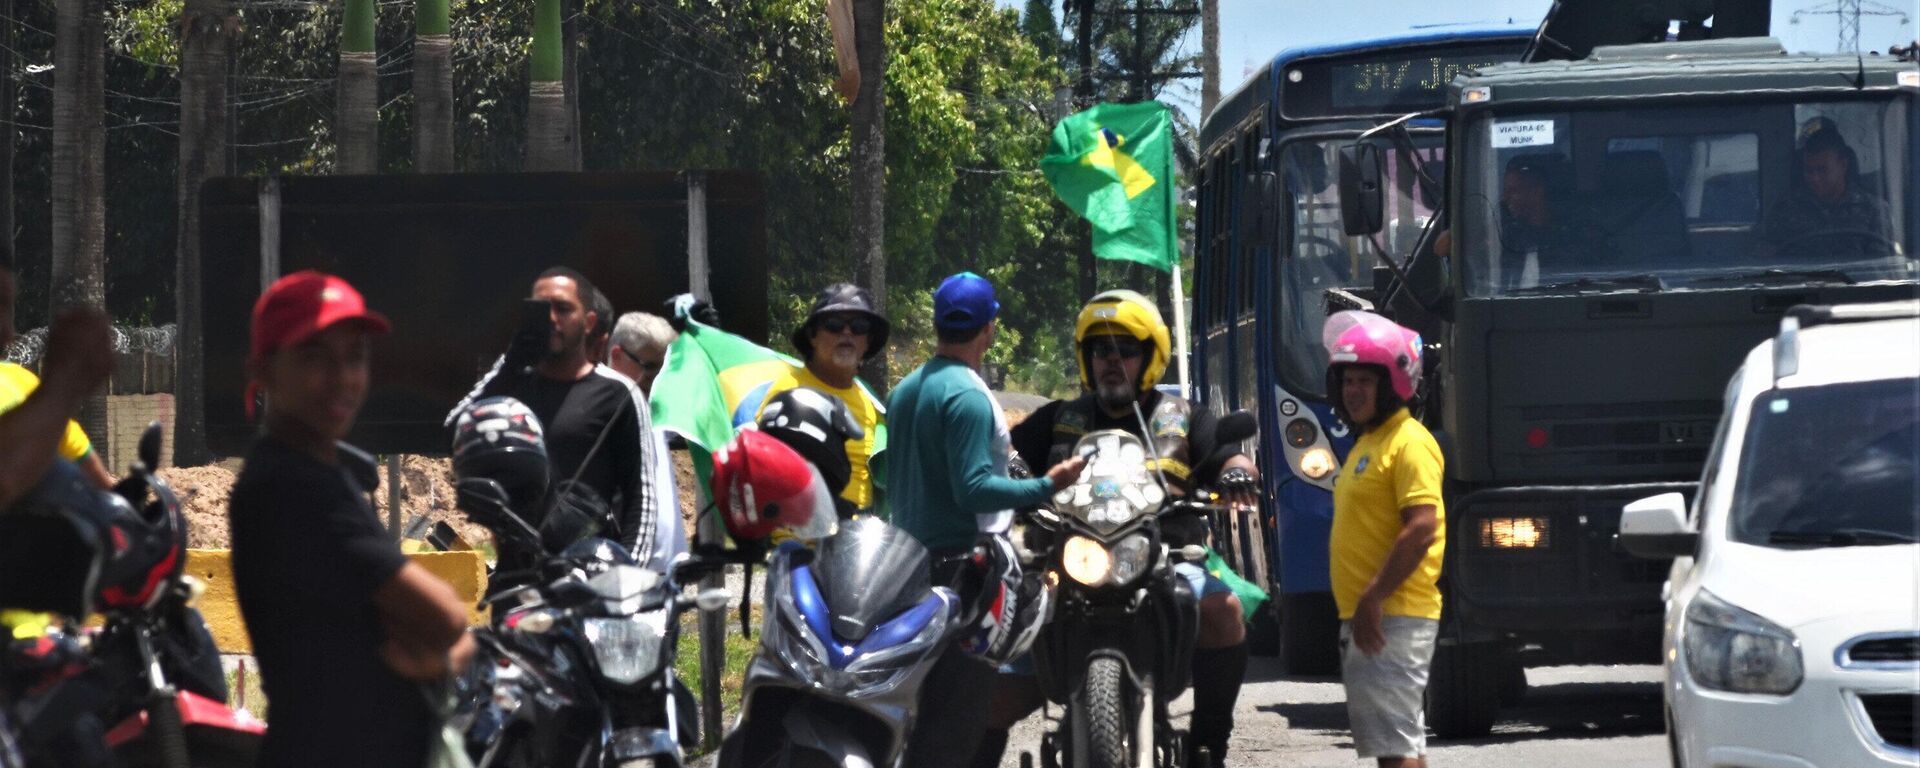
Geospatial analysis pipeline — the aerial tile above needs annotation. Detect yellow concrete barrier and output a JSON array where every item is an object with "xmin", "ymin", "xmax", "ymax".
[{"xmin": 185, "ymin": 548, "xmax": 490, "ymax": 655}]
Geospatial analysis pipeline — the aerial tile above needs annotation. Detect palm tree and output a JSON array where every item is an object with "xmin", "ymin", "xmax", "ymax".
[
  {"xmin": 51, "ymin": 0, "xmax": 107, "ymax": 440},
  {"xmin": 173, "ymin": 0, "xmax": 232, "ymax": 465},
  {"xmin": 337, "ymin": 0, "xmax": 377, "ymax": 173},
  {"xmin": 524, "ymin": 0, "xmax": 572, "ymax": 170},
  {"xmin": 413, "ymin": 0, "xmax": 454, "ymax": 172},
  {"xmin": 850, "ymin": 0, "xmax": 886, "ymax": 389}
]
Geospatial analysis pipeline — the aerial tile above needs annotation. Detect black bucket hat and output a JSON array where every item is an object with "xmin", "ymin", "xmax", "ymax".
[{"xmin": 793, "ymin": 282, "xmax": 890, "ymax": 362}]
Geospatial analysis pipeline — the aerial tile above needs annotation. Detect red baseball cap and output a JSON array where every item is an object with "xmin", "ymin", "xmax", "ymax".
[{"xmin": 246, "ymin": 271, "xmax": 390, "ymax": 418}]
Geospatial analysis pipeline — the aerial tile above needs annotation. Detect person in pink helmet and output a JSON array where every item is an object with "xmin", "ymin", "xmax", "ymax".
[{"xmin": 1322, "ymin": 310, "xmax": 1446, "ymax": 768}]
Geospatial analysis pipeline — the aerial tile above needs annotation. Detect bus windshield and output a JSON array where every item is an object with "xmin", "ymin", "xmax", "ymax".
[
  {"xmin": 1458, "ymin": 97, "xmax": 1914, "ymax": 297},
  {"xmin": 1277, "ymin": 136, "xmax": 1439, "ymax": 396}
]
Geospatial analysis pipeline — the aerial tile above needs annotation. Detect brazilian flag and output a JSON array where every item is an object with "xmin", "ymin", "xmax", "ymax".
[
  {"xmin": 649, "ymin": 319, "xmax": 796, "ymax": 460},
  {"xmin": 1041, "ymin": 101, "xmax": 1178, "ymax": 273},
  {"xmin": 648, "ymin": 319, "xmax": 886, "ymax": 490}
]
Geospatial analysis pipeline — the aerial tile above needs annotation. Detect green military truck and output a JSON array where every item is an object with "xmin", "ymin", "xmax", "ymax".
[{"xmin": 1337, "ymin": 18, "xmax": 1917, "ymax": 737}]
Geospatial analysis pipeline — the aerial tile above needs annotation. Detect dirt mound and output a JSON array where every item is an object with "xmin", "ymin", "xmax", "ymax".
[
  {"xmin": 161, "ymin": 453, "xmax": 703, "ymax": 551},
  {"xmin": 159, "ymin": 463, "xmax": 241, "ymax": 549}
]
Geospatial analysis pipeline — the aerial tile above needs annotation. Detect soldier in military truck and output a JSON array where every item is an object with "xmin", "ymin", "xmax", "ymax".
[{"xmin": 1762, "ymin": 117, "xmax": 1898, "ymax": 261}]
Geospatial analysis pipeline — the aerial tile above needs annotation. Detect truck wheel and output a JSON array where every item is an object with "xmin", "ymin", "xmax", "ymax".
[
  {"xmin": 1498, "ymin": 651, "xmax": 1527, "ymax": 707},
  {"xmin": 1280, "ymin": 592, "xmax": 1339, "ymax": 676},
  {"xmin": 1425, "ymin": 642, "xmax": 1502, "ymax": 739}
]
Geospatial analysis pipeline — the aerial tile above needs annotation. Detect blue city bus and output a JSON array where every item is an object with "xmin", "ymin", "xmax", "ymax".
[{"xmin": 1193, "ymin": 28, "xmax": 1532, "ymax": 671}]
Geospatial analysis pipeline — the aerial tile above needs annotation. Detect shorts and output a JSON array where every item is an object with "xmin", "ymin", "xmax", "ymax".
[
  {"xmin": 1338, "ymin": 616, "xmax": 1439, "ymax": 759},
  {"xmin": 1173, "ymin": 561, "xmax": 1231, "ymax": 599}
]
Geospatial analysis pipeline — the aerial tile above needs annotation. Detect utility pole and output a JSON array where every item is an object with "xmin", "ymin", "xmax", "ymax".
[
  {"xmin": 1201, "ymin": 0, "xmax": 1220, "ymax": 116},
  {"xmin": 1792, "ymin": 0, "xmax": 1910, "ymax": 53},
  {"xmin": 1074, "ymin": 0, "xmax": 1097, "ymax": 301}
]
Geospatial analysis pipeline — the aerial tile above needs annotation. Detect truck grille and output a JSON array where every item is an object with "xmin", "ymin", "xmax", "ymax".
[
  {"xmin": 1860, "ymin": 693, "xmax": 1918, "ymax": 750},
  {"xmin": 1453, "ymin": 483, "xmax": 1690, "ymax": 612},
  {"xmin": 1844, "ymin": 635, "xmax": 1920, "ymax": 666}
]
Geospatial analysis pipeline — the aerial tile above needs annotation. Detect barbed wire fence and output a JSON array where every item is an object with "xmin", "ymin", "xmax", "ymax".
[{"xmin": 2, "ymin": 324, "xmax": 178, "ymax": 368}]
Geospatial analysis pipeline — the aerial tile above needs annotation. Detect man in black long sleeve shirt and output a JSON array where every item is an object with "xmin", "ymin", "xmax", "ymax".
[{"xmin": 449, "ymin": 267, "xmax": 660, "ymax": 563}]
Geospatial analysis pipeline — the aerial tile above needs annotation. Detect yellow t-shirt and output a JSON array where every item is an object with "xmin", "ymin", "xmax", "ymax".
[
  {"xmin": 758, "ymin": 364, "xmax": 886, "ymax": 511},
  {"xmin": 1329, "ymin": 407, "xmax": 1446, "ymax": 621},
  {"xmin": 0, "ymin": 362, "xmax": 94, "ymax": 462}
]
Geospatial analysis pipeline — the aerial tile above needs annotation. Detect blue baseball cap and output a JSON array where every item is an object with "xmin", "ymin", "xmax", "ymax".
[{"xmin": 934, "ymin": 272, "xmax": 999, "ymax": 331}]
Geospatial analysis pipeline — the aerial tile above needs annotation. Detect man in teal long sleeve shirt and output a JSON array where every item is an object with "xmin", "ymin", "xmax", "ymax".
[
  {"xmin": 888, "ymin": 272, "xmax": 1085, "ymax": 552},
  {"xmin": 889, "ymin": 273, "xmax": 1084, "ymax": 768}
]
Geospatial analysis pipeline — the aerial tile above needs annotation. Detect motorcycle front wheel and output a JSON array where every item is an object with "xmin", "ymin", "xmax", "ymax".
[{"xmin": 1071, "ymin": 657, "xmax": 1132, "ymax": 768}]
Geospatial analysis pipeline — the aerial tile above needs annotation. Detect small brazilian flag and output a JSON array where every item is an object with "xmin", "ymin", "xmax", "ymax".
[
  {"xmin": 648, "ymin": 319, "xmax": 885, "ymax": 490},
  {"xmin": 648, "ymin": 319, "xmax": 795, "ymax": 460},
  {"xmin": 1041, "ymin": 101, "xmax": 1178, "ymax": 273}
]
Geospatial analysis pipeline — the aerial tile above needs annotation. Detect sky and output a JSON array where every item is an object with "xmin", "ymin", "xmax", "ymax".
[{"xmin": 994, "ymin": 0, "xmax": 1917, "ymax": 122}]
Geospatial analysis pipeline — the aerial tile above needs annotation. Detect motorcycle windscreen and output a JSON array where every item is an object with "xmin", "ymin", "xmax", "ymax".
[{"xmin": 809, "ymin": 517, "xmax": 934, "ymax": 643}]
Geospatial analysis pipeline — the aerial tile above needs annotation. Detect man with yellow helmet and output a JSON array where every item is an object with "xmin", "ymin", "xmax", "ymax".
[{"xmin": 973, "ymin": 289, "xmax": 1260, "ymax": 767}]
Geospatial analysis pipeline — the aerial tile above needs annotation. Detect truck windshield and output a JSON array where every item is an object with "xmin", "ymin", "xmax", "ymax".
[
  {"xmin": 1277, "ymin": 136, "xmax": 1438, "ymax": 396},
  {"xmin": 1731, "ymin": 376, "xmax": 1919, "ymax": 548},
  {"xmin": 1459, "ymin": 98, "xmax": 1913, "ymax": 296}
]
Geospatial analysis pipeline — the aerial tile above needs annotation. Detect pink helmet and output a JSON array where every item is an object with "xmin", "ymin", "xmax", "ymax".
[{"xmin": 1323, "ymin": 310, "xmax": 1424, "ymax": 401}]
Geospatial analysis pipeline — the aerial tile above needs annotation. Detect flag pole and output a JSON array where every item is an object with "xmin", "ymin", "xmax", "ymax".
[{"xmin": 1171, "ymin": 260, "xmax": 1191, "ymax": 398}]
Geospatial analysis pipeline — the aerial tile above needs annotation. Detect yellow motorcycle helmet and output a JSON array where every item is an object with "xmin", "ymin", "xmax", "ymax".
[{"xmin": 1073, "ymin": 289, "xmax": 1171, "ymax": 394}]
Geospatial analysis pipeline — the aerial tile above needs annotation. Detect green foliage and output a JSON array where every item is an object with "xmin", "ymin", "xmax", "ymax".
[
  {"xmin": 7, "ymin": 0, "xmax": 1099, "ymax": 395},
  {"xmin": 1021, "ymin": 0, "xmax": 1061, "ymax": 63}
]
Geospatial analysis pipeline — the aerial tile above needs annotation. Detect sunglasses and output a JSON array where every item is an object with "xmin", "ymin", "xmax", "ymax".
[
  {"xmin": 1086, "ymin": 338, "xmax": 1145, "ymax": 359},
  {"xmin": 820, "ymin": 316, "xmax": 873, "ymax": 336}
]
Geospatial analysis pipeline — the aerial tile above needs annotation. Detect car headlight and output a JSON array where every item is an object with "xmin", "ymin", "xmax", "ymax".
[
  {"xmin": 1683, "ymin": 590, "xmax": 1802, "ymax": 695},
  {"xmin": 583, "ymin": 612, "xmax": 667, "ymax": 685},
  {"xmin": 1477, "ymin": 517, "xmax": 1549, "ymax": 549},
  {"xmin": 1063, "ymin": 536, "xmax": 1113, "ymax": 586},
  {"xmin": 1297, "ymin": 447, "xmax": 1336, "ymax": 480}
]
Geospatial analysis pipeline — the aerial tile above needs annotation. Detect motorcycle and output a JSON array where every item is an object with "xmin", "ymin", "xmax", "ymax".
[
  {"xmin": 455, "ymin": 477, "xmax": 719, "ymax": 768},
  {"xmin": 717, "ymin": 516, "xmax": 969, "ymax": 768},
  {"xmin": 2, "ymin": 423, "xmax": 265, "ymax": 768},
  {"xmin": 1022, "ymin": 413, "xmax": 1256, "ymax": 768}
]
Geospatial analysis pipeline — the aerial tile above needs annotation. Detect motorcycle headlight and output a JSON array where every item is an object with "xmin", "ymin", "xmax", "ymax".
[
  {"xmin": 1062, "ymin": 536, "xmax": 1113, "ymax": 586},
  {"xmin": 583, "ymin": 612, "xmax": 667, "ymax": 685},
  {"xmin": 1683, "ymin": 590, "xmax": 1802, "ymax": 695},
  {"xmin": 1107, "ymin": 534, "xmax": 1152, "ymax": 585},
  {"xmin": 769, "ymin": 581, "xmax": 829, "ymax": 683},
  {"xmin": 839, "ymin": 598, "xmax": 953, "ymax": 697}
]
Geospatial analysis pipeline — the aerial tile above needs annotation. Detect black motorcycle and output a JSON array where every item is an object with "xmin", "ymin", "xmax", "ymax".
[
  {"xmin": 0, "ymin": 423, "xmax": 263, "ymax": 768},
  {"xmin": 455, "ymin": 477, "xmax": 719, "ymax": 768},
  {"xmin": 1022, "ymin": 413, "xmax": 1255, "ymax": 768}
]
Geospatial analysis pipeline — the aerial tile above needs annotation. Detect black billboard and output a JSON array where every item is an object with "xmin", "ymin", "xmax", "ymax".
[{"xmin": 199, "ymin": 171, "xmax": 767, "ymax": 456}]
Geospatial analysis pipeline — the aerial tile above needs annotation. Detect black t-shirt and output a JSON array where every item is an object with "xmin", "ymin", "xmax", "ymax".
[
  {"xmin": 1009, "ymin": 392, "xmax": 1221, "ymax": 493},
  {"xmin": 457, "ymin": 361, "xmax": 659, "ymax": 559},
  {"xmin": 228, "ymin": 437, "xmax": 427, "ymax": 767}
]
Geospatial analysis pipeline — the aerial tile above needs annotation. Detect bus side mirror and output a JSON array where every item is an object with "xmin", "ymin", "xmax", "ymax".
[{"xmin": 1338, "ymin": 144, "xmax": 1384, "ymax": 236}]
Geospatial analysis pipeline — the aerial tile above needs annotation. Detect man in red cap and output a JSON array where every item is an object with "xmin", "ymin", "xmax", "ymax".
[{"xmin": 228, "ymin": 271, "xmax": 474, "ymax": 768}]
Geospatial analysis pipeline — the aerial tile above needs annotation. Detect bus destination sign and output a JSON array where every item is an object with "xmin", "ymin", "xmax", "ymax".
[{"xmin": 1283, "ymin": 40, "xmax": 1527, "ymax": 118}]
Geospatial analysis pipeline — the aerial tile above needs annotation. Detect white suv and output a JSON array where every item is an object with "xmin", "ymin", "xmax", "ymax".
[{"xmin": 1620, "ymin": 300, "xmax": 1919, "ymax": 768}]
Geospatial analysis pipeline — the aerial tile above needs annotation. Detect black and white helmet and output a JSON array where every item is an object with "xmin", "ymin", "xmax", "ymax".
[
  {"xmin": 757, "ymin": 387, "xmax": 864, "ymax": 499},
  {"xmin": 451, "ymin": 397, "xmax": 551, "ymax": 515}
]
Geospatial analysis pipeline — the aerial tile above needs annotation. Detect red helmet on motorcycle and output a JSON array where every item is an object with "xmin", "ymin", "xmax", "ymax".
[{"xmin": 709, "ymin": 429, "xmax": 837, "ymax": 543}]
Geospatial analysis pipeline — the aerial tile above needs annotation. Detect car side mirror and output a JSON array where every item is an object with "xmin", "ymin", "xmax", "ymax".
[
  {"xmin": 1619, "ymin": 492, "xmax": 1698, "ymax": 559},
  {"xmin": 1338, "ymin": 143, "xmax": 1385, "ymax": 236}
]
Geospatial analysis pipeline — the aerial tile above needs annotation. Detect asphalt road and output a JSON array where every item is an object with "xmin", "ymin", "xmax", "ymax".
[{"xmin": 994, "ymin": 660, "xmax": 1670, "ymax": 767}]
